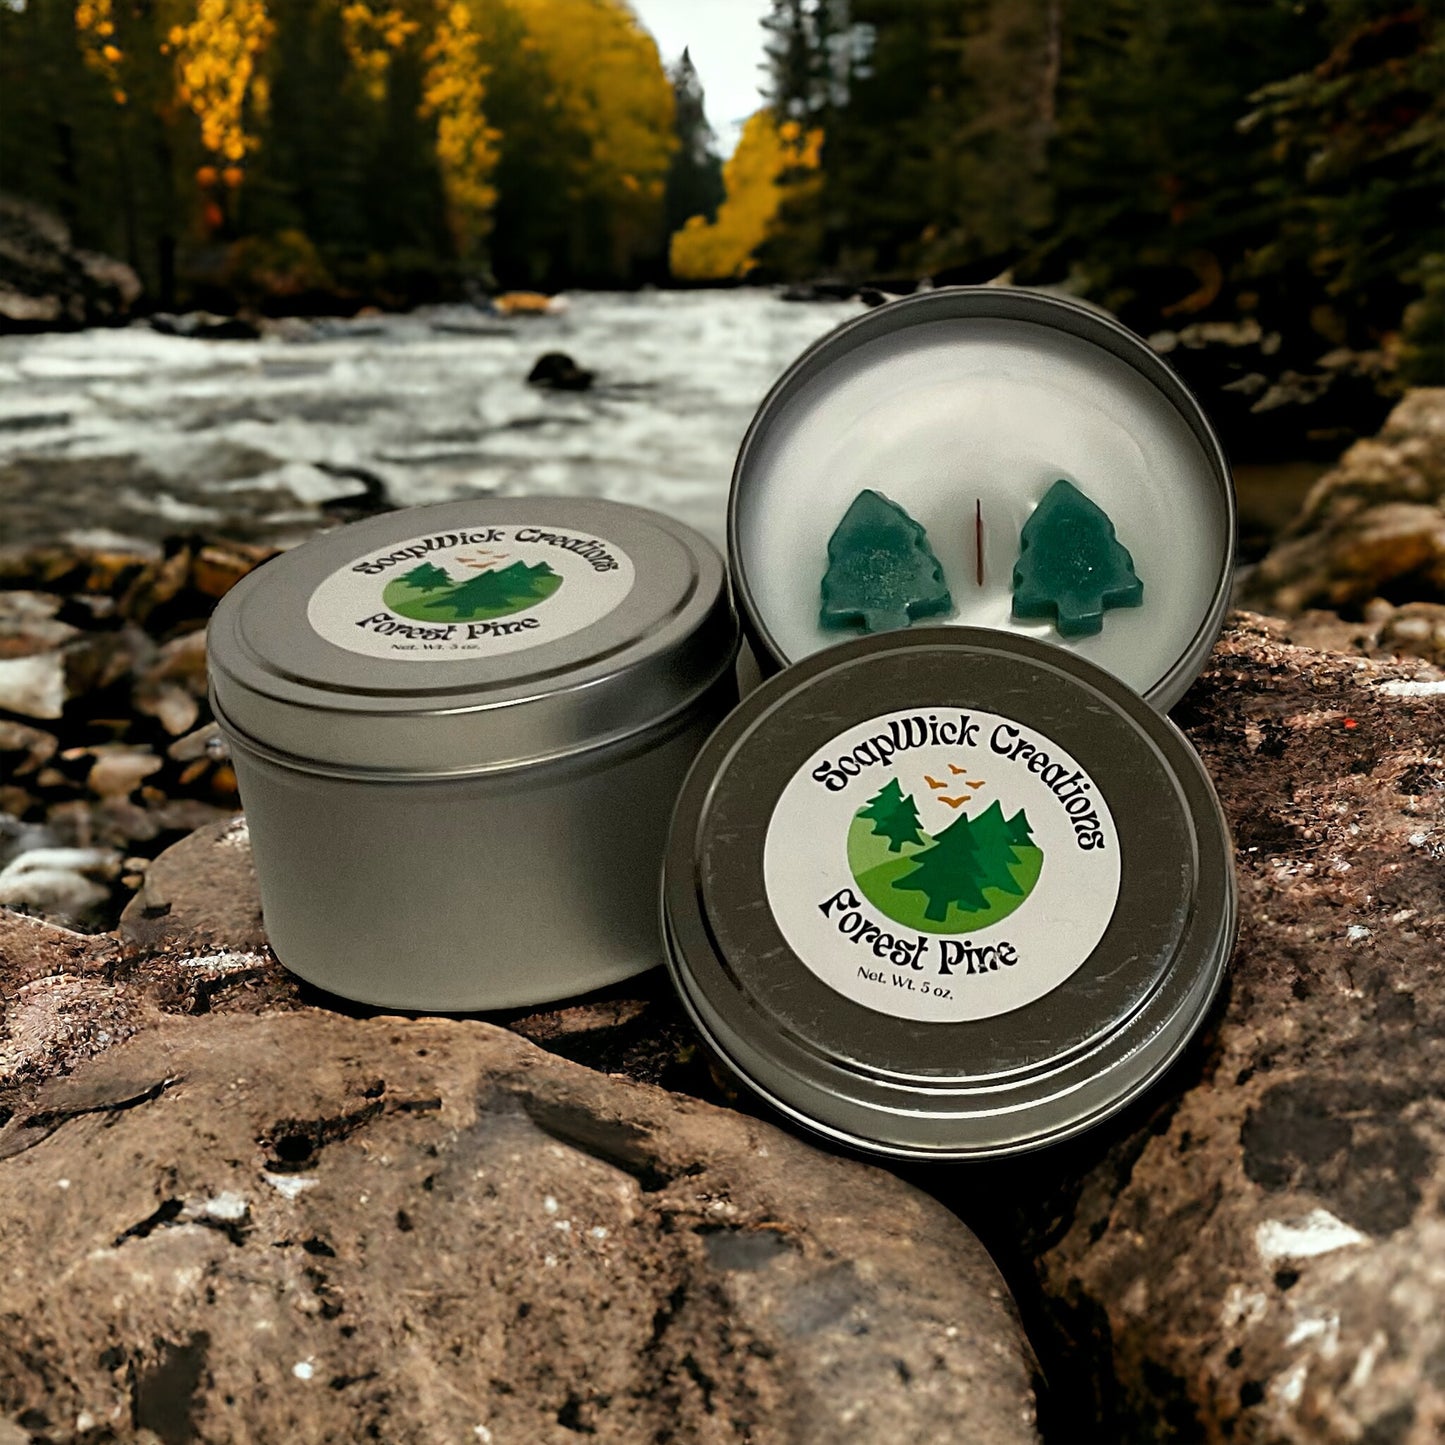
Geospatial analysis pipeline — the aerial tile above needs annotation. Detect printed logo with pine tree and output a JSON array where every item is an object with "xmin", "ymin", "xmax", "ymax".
[
  {"xmin": 382, "ymin": 550, "xmax": 563, "ymax": 623},
  {"xmin": 847, "ymin": 771, "xmax": 1043, "ymax": 934}
]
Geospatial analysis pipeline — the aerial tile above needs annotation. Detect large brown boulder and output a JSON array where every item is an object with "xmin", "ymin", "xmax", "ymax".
[
  {"xmin": 0, "ymin": 1012, "xmax": 1039, "ymax": 1444},
  {"xmin": 1242, "ymin": 388, "xmax": 1445, "ymax": 615},
  {"xmin": 0, "ymin": 195, "xmax": 141, "ymax": 332},
  {"xmin": 1025, "ymin": 615, "xmax": 1445, "ymax": 1443}
]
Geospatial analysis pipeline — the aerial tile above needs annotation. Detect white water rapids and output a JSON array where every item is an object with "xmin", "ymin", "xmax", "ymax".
[{"xmin": 0, "ymin": 290, "xmax": 864, "ymax": 553}]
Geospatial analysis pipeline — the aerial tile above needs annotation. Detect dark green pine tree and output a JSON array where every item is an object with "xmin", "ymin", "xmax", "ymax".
[
  {"xmin": 1004, "ymin": 807, "xmax": 1035, "ymax": 848},
  {"xmin": 1240, "ymin": 2, "xmax": 1444, "ymax": 370},
  {"xmin": 965, "ymin": 801, "xmax": 1028, "ymax": 898},
  {"xmin": 400, "ymin": 563, "xmax": 454, "ymax": 592},
  {"xmin": 664, "ymin": 48, "xmax": 725, "ymax": 236},
  {"xmin": 893, "ymin": 811, "xmax": 992, "ymax": 922},
  {"xmin": 244, "ymin": 0, "xmax": 378, "ymax": 264},
  {"xmin": 798, "ymin": 0, "xmax": 1058, "ymax": 282},
  {"xmin": 427, "ymin": 561, "xmax": 557, "ymax": 619},
  {"xmin": 858, "ymin": 778, "xmax": 926, "ymax": 852},
  {"xmin": 1037, "ymin": 0, "xmax": 1323, "ymax": 332},
  {"xmin": 753, "ymin": 0, "xmax": 850, "ymax": 278}
]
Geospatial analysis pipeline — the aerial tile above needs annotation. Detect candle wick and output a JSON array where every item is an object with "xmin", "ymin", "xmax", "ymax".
[{"xmin": 975, "ymin": 499, "xmax": 984, "ymax": 588}]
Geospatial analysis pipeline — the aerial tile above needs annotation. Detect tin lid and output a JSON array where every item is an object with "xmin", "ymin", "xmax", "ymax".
[
  {"xmin": 662, "ymin": 626, "xmax": 1236, "ymax": 1159},
  {"xmin": 208, "ymin": 498, "xmax": 735, "ymax": 776},
  {"xmin": 728, "ymin": 286, "xmax": 1236, "ymax": 711}
]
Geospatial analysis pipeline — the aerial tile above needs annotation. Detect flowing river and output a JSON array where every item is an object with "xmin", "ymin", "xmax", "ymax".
[
  {"xmin": 0, "ymin": 290, "xmax": 865, "ymax": 554},
  {"xmin": 0, "ymin": 287, "xmax": 1313, "ymax": 557}
]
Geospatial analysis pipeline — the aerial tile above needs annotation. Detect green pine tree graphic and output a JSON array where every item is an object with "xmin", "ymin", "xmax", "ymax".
[
  {"xmin": 887, "ymin": 802, "xmax": 1040, "ymax": 926},
  {"xmin": 965, "ymin": 801, "xmax": 1028, "ymax": 899},
  {"xmin": 857, "ymin": 778, "xmax": 926, "ymax": 852},
  {"xmin": 422, "ymin": 561, "xmax": 560, "ymax": 620},
  {"xmin": 892, "ymin": 811, "xmax": 993, "ymax": 921},
  {"xmin": 400, "ymin": 562, "xmax": 454, "ymax": 592}
]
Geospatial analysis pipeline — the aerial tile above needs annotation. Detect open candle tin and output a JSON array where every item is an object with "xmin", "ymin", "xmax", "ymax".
[
  {"xmin": 729, "ymin": 286, "xmax": 1236, "ymax": 711},
  {"xmin": 664, "ymin": 285, "xmax": 1240, "ymax": 1158},
  {"xmin": 662, "ymin": 628, "xmax": 1236, "ymax": 1159},
  {"xmin": 209, "ymin": 497, "xmax": 736, "ymax": 1011}
]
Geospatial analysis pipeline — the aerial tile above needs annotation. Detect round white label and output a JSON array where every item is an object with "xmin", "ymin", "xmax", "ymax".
[
  {"xmin": 307, "ymin": 523, "xmax": 635, "ymax": 660},
  {"xmin": 762, "ymin": 707, "xmax": 1121, "ymax": 1023}
]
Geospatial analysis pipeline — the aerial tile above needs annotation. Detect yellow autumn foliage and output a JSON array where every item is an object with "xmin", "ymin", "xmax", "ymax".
[
  {"xmin": 422, "ymin": 0, "xmax": 502, "ymax": 258},
  {"xmin": 671, "ymin": 112, "xmax": 822, "ymax": 280},
  {"xmin": 75, "ymin": 0, "xmax": 124, "ymax": 97},
  {"xmin": 508, "ymin": 0, "xmax": 675, "ymax": 237},
  {"xmin": 341, "ymin": 2, "xmax": 420, "ymax": 101},
  {"xmin": 67, "ymin": 0, "xmax": 677, "ymax": 275},
  {"xmin": 170, "ymin": 0, "xmax": 273, "ymax": 163}
]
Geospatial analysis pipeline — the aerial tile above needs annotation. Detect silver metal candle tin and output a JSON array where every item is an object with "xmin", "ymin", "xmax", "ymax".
[
  {"xmin": 209, "ymin": 498, "xmax": 737, "ymax": 1011},
  {"xmin": 662, "ymin": 627, "xmax": 1236, "ymax": 1159},
  {"xmin": 729, "ymin": 286, "xmax": 1236, "ymax": 712}
]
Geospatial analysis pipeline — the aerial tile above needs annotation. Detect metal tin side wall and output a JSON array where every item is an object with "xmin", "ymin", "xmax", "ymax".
[{"xmin": 230, "ymin": 681, "xmax": 736, "ymax": 1012}]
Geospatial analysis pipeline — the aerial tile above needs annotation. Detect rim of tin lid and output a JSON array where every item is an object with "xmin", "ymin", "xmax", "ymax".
[
  {"xmin": 661, "ymin": 626, "xmax": 1237, "ymax": 1160},
  {"xmin": 726, "ymin": 285, "xmax": 1236, "ymax": 713},
  {"xmin": 208, "ymin": 498, "xmax": 736, "ymax": 776}
]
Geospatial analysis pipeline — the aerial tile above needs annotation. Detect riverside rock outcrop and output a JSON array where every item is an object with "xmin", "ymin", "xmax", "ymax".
[
  {"xmin": 1242, "ymin": 389, "xmax": 1445, "ymax": 616},
  {"xmin": 0, "ymin": 196, "xmax": 141, "ymax": 333},
  {"xmin": 0, "ymin": 1010, "xmax": 1040, "ymax": 1444},
  {"xmin": 1019, "ymin": 615, "xmax": 1445, "ymax": 1443}
]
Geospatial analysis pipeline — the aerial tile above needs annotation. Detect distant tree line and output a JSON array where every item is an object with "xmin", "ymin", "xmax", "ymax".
[
  {"xmin": 0, "ymin": 0, "xmax": 1437, "ymax": 378},
  {"xmin": 742, "ymin": 0, "xmax": 1441, "ymax": 376},
  {"xmin": 0, "ymin": 0, "xmax": 726, "ymax": 306}
]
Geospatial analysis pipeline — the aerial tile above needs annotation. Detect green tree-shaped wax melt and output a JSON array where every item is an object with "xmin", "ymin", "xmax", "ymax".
[
  {"xmin": 820, "ymin": 489, "xmax": 953, "ymax": 634},
  {"xmin": 1011, "ymin": 479, "xmax": 1143, "ymax": 636}
]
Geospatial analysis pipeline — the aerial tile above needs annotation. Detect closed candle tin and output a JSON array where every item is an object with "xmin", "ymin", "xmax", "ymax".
[
  {"xmin": 662, "ymin": 627, "xmax": 1236, "ymax": 1159},
  {"xmin": 729, "ymin": 286, "xmax": 1235, "ymax": 711},
  {"xmin": 209, "ymin": 498, "xmax": 737, "ymax": 1011}
]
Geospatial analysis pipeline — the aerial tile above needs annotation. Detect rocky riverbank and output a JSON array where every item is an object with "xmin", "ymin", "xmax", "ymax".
[
  {"xmin": 1, "ymin": 613, "xmax": 1441, "ymax": 1442},
  {"xmin": 1, "ymin": 364, "xmax": 1442, "ymax": 1439},
  {"xmin": 1241, "ymin": 388, "xmax": 1445, "ymax": 635},
  {"xmin": 0, "ymin": 539, "xmax": 263, "ymax": 928}
]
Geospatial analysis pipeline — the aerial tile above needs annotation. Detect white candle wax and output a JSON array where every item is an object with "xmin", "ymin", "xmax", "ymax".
[{"xmin": 736, "ymin": 315, "xmax": 1230, "ymax": 699}]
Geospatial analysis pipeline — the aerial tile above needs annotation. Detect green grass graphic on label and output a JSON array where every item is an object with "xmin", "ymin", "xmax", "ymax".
[
  {"xmin": 383, "ymin": 560, "xmax": 562, "ymax": 623},
  {"xmin": 847, "ymin": 791, "xmax": 1043, "ymax": 935}
]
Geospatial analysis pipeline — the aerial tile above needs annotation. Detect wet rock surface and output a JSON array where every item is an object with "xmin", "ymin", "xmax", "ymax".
[
  {"xmin": 1241, "ymin": 388, "xmax": 1445, "ymax": 616},
  {"xmin": 0, "ymin": 1012, "xmax": 1039, "ymax": 1444},
  {"xmin": 527, "ymin": 349, "xmax": 595, "ymax": 391}
]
